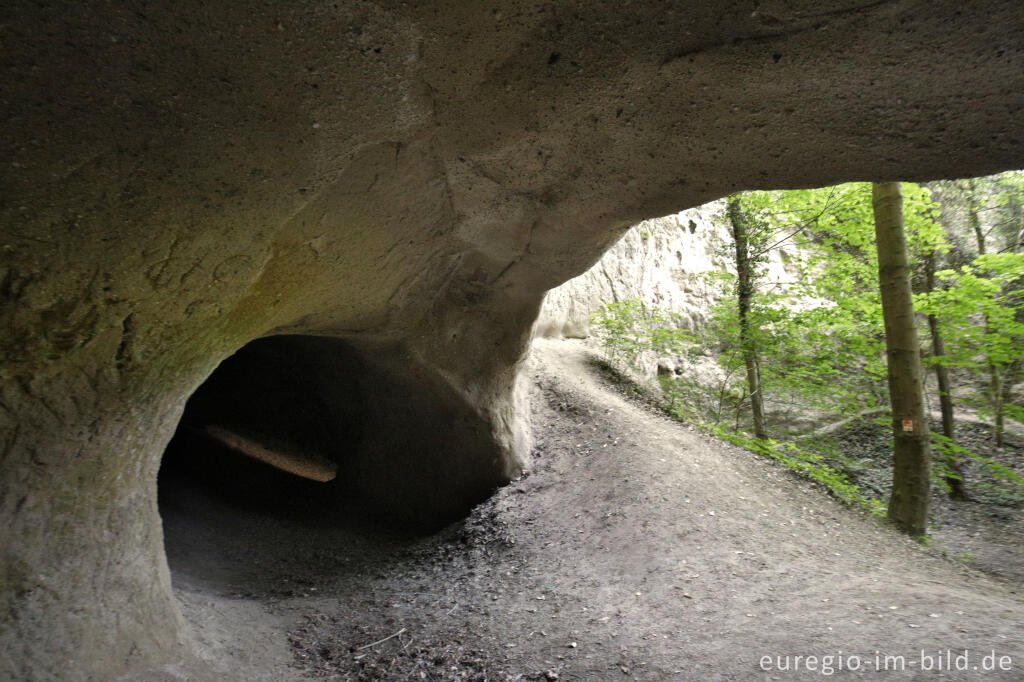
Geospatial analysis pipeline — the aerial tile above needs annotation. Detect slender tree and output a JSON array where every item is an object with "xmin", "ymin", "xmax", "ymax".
[
  {"xmin": 872, "ymin": 182, "xmax": 932, "ymax": 536},
  {"xmin": 727, "ymin": 196, "xmax": 768, "ymax": 439},
  {"xmin": 923, "ymin": 249, "xmax": 967, "ymax": 499},
  {"xmin": 964, "ymin": 180, "xmax": 1006, "ymax": 446}
]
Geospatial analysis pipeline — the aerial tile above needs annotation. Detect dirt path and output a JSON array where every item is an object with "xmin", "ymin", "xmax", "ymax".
[{"xmin": 156, "ymin": 339, "xmax": 1024, "ymax": 681}]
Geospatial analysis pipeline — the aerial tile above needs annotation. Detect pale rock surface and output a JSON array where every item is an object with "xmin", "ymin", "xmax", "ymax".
[
  {"xmin": 536, "ymin": 203, "xmax": 726, "ymax": 338},
  {"xmin": 535, "ymin": 200, "xmax": 812, "ymax": 404},
  {"xmin": 537, "ymin": 200, "xmax": 808, "ymax": 340},
  {"xmin": 3, "ymin": 1, "xmax": 1024, "ymax": 679}
]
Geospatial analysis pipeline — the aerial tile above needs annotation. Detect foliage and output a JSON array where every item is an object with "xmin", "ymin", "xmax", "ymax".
[
  {"xmin": 688, "ymin": 419, "xmax": 886, "ymax": 517},
  {"xmin": 712, "ymin": 180, "xmax": 1024, "ymax": 440},
  {"xmin": 591, "ymin": 182, "xmax": 946, "ymax": 430},
  {"xmin": 590, "ymin": 172, "xmax": 1024, "ymax": 519},
  {"xmin": 931, "ymin": 433, "xmax": 1024, "ymax": 488},
  {"xmin": 590, "ymin": 300, "xmax": 692, "ymax": 367},
  {"xmin": 593, "ymin": 299, "xmax": 887, "ymax": 515},
  {"xmin": 920, "ymin": 254, "xmax": 1024, "ymax": 367},
  {"xmin": 922, "ymin": 173, "xmax": 1024, "ymax": 440},
  {"xmin": 918, "ymin": 250, "xmax": 1024, "ymax": 432},
  {"xmin": 928, "ymin": 172, "xmax": 1024, "ymax": 256}
]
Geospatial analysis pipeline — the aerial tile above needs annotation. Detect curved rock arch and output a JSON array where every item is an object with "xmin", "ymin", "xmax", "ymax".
[{"xmin": 2, "ymin": 1, "xmax": 1023, "ymax": 678}]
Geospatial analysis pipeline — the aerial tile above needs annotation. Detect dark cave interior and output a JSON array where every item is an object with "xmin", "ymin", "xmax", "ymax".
[{"xmin": 157, "ymin": 334, "xmax": 509, "ymax": 590}]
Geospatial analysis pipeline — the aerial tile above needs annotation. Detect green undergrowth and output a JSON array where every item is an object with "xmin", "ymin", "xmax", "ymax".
[
  {"xmin": 591, "ymin": 357, "xmax": 886, "ymax": 517},
  {"xmin": 932, "ymin": 433, "xmax": 1024, "ymax": 493},
  {"xmin": 703, "ymin": 423, "xmax": 886, "ymax": 516}
]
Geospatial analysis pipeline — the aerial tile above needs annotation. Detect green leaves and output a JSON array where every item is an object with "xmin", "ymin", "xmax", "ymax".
[
  {"xmin": 692, "ymin": 422, "xmax": 886, "ymax": 516},
  {"xmin": 921, "ymin": 252, "xmax": 1024, "ymax": 370},
  {"xmin": 590, "ymin": 173, "xmax": 1023, "ymax": 513},
  {"xmin": 590, "ymin": 301, "xmax": 693, "ymax": 368}
]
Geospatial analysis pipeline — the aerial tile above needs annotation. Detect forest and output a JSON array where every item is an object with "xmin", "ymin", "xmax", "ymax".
[{"xmin": 591, "ymin": 172, "xmax": 1024, "ymax": 544}]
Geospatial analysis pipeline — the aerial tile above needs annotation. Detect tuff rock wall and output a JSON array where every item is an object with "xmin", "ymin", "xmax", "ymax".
[
  {"xmin": 2, "ymin": 1, "xmax": 1024, "ymax": 679},
  {"xmin": 534, "ymin": 204, "xmax": 740, "ymax": 338}
]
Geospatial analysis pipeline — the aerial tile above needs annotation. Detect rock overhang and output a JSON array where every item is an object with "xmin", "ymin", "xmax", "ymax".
[{"xmin": 2, "ymin": 1, "xmax": 1024, "ymax": 679}]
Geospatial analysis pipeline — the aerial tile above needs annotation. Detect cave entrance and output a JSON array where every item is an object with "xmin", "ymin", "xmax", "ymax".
[
  {"xmin": 159, "ymin": 334, "xmax": 364, "ymax": 517},
  {"xmin": 158, "ymin": 333, "xmax": 511, "ymax": 592},
  {"xmin": 157, "ymin": 335, "xmax": 380, "ymax": 592}
]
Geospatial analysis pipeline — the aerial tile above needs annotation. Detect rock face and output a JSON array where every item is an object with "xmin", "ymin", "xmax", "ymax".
[
  {"xmin": 536, "ymin": 205, "xmax": 729, "ymax": 338},
  {"xmin": 2, "ymin": 1, "xmax": 1024, "ymax": 678},
  {"xmin": 535, "ymin": 202, "xmax": 811, "ymax": 389},
  {"xmin": 534, "ymin": 201, "xmax": 815, "ymax": 338}
]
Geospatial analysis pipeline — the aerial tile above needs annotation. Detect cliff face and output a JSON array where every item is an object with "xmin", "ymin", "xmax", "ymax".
[
  {"xmin": 536, "ymin": 205, "xmax": 727, "ymax": 338},
  {"xmin": 536, "ymin": 202, "xmax": 806, "ymax": 339},
  {"xmin": 3, "ymin": 1, "xmax": 1024, "ymax": 678}
]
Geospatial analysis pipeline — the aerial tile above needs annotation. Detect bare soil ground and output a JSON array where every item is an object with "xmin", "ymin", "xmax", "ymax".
[
  {"xmin": 156, "ymin": 339, "xmax": 1023, "ymax": 681},
  {"xmin": 823, "ymin": 418, "xmax": 1024, "ymax": 591}
]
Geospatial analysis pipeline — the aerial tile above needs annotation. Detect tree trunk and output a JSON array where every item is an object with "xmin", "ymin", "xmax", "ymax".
[
  {"xmin": 966, "ymin": 180, "xmax": 1005, "ymax": 446},
  {"xmin": 1017, "ymin": 196, "xmax": 1024, "ymax": 252},
  {"xmin": 727, "ymin": 196, "xmax": 768, "ymax": 440},
  {"xmin": 967, "ymin": 177, "xmax": 986, "ymax": 255},
  {"xmin": 873, "ymin": 182, "xmax": 932, "ymax": 536},
  {"xmin": 925, "ymin": 251, "xmax": 967, "ymax": 500}
]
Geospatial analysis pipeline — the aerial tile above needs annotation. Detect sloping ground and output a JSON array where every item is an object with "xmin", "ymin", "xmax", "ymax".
[
  {"xmin": 823, "ymin": 417, "xmax": 1024, "ymax": 591},
  {"xmin": 157, "ymin": 339, "xmax": 1023, "ymax": 681}
]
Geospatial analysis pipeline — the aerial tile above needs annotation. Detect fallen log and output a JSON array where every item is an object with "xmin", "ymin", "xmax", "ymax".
[{"xmin": 200, "ymin": 425, "xmax": 338, "ymax": 482}]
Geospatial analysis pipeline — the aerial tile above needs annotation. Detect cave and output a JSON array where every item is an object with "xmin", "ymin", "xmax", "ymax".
[
  {"xmin": 158, "ymin": 334, "xmax": 517, "ymax": 613},
  {"xmin": 4, "ymin": 1, "xmax": 1024, "ymax": 679},
  {"xmin": 160, "ymin": 335, "xmax": 511, "ymax": 538},
  {"xmin": 158, "ymin": 336, "xmax": 367, "ymax": 596},
  {"xmin": 158, "ymin": 335, "xmax": 362, "ymax": 559}
]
